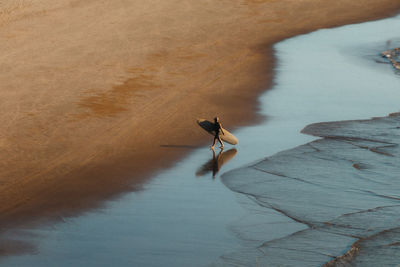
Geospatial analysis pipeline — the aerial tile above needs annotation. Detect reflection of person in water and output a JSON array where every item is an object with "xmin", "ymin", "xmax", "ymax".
[
  {"xmin": 211, "ymin": 149, "xmax": 223, "ymax": 178},
  {"xmin": 211, "ymin": 117, "xmax": 224, "ymax": 150},
  {"xmin": 195, "ymin": 148, "xmax": 237, "ymax": 178}
]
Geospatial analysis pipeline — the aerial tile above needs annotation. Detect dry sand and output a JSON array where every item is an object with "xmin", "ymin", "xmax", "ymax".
[{"xmin": 1, "ymin": 0, "xmax": 400, "ymax": 229}]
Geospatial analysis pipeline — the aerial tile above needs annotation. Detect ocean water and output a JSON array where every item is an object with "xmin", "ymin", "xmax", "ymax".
[
  {"xmin": 219, "ymin": 14, "xmax": 400, "ymax": 266},
  {"xmin": 2, "ymin": 14, "xmax": 400, "ymax": 267},
  {"xmin": 222, "ymin": 113, "xmax": 400, "ymax": 266}
]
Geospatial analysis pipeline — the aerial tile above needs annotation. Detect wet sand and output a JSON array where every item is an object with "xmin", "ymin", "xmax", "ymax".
[
  {"xmin": 1, "ymin": 0, "xmax": 400, "ymax": 251},
  {"xmin": 223, "ymin": 112, "xmax": 400, "ymax": 266}
]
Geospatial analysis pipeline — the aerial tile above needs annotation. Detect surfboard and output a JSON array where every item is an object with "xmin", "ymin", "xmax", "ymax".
[{"xmin": 197, "ymin": 119, "xmax": 238, "ymax": 145}]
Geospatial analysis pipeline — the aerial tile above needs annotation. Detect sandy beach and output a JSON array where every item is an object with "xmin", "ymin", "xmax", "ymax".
[{"xmin": 1, "ymin": 0, "xmax": 400, "ymax": 236}]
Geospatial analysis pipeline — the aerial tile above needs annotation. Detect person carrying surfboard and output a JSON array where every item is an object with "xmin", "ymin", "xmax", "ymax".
[{"xmin": 211, "ymin": 117, "xmax": 225, "ymax": 150}]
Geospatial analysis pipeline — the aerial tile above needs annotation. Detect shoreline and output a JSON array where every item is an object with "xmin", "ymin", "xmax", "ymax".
[
  {"xmin": 1, "ymin": 0, "xmax": 400, "ymax": 236},
  {"xmin": 218, "ymin": 13, "xmax": 400, "ymax": 265}
]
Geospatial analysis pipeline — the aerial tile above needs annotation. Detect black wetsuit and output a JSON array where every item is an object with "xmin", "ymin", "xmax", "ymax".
[{"xmin": 214, "ymin": 122, "xmax": 222, "ymax": 137}]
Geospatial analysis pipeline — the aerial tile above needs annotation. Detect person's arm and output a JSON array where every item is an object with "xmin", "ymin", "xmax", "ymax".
[{"xmin": 219, "ymin": 122, "xmax": 225, "ymax": 135}]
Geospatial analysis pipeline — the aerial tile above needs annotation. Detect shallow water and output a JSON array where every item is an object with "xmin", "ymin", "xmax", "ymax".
[
  {"xmin": 222, "ymin": 113, "xmax": 400, "ymax": 266},
  {"xmin": 3, "ymin": 15, "xmax": 400, "ymax": 267}
]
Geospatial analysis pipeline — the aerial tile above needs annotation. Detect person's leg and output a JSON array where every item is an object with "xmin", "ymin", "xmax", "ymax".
[
  {"xmin": 211, "ymin": 136, "xmax": 217, "ymax": 149},
  {"xmin": 218, "ymin": 136, "xmax": 224, "ymax": 149}
]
